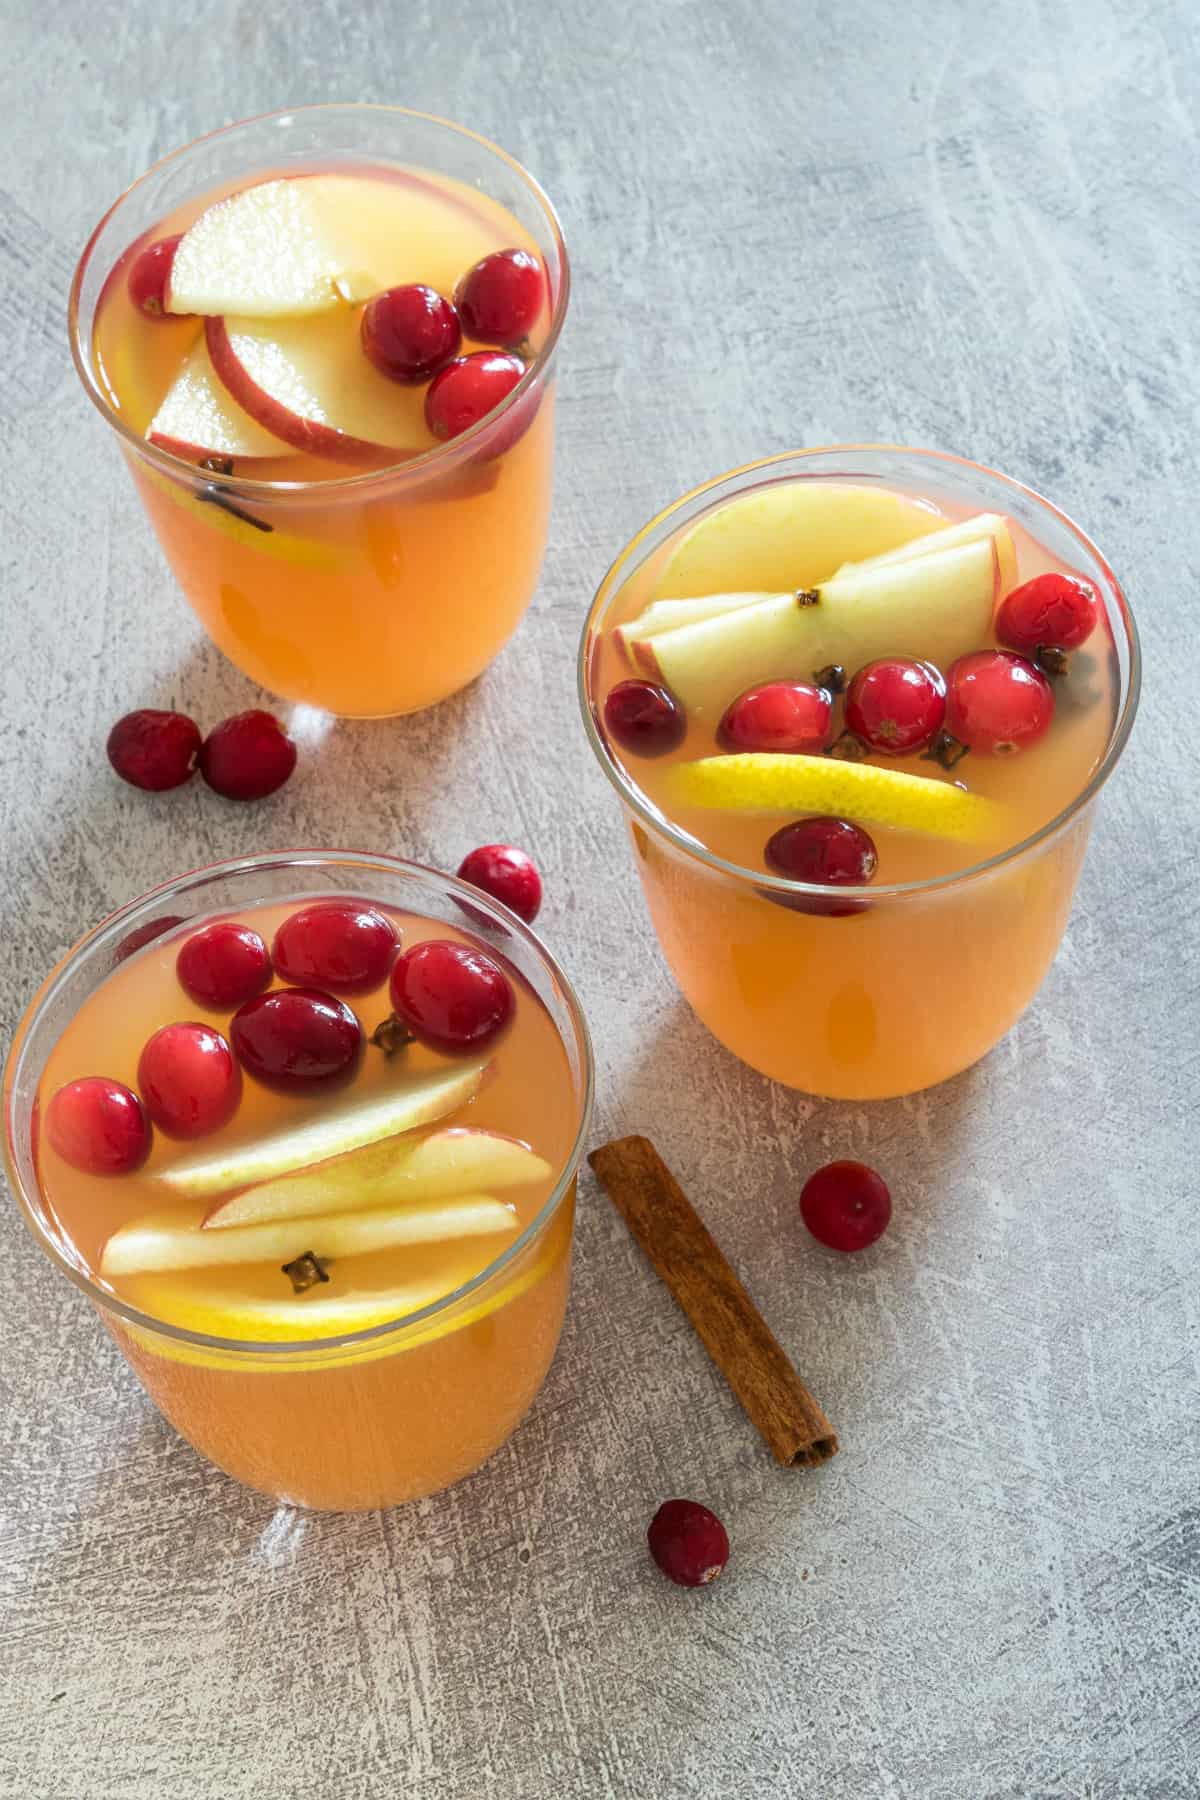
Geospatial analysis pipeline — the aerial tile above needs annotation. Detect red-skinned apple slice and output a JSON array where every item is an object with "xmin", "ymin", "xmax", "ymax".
[
  {"xmin": 159, "ymin": 1059, "xmax": 488, "ymax": 1198},
  {"xmin": 147, "ymin": 337, "xmax": 295, "ymax": 462},
  {"xmin": 633, "ymin": 539, "xmax": 999, "ymax": 719},
  {"xmin": 836, "ymin": 511, "xmax": 1019, "ymax": 596},
  {"xmin": 206, "ymin": 313, "xmax": 431, "ymax": 462},
  {"xmin": 101, "ymin": 1194, "xmax": 517, "ymax": 1277},
  {"xmin": 205, "ymin": 1128, "xmax": 553, "ymax": 1228}
]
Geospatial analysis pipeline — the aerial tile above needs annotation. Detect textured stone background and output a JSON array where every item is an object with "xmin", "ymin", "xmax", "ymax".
[{"xmin": 2, "ymin": 2, "xmax": 1198, "ymax": 1796}]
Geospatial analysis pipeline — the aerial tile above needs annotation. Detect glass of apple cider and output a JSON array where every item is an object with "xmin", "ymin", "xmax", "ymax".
[
  {"xmin": 4, "ymin": 852, "xmax": 593, "ymax": 1510},
  {"xmin": 580, "ymin": 447, "xmax": 1139, "ymax": 1101},
  {"xmin": 69, "ymin": 105, "xmax": 569, "ymax": 717}
]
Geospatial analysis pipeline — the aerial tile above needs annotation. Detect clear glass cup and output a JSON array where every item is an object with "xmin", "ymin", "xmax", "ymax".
[
  {"xmin": 579, "ymin": 446, "xmax": 1139, "ymax": 1101},
  {"xmin": 69, "ymin": 105, "xmax": 570, "ymax": 717},
  {"xmin": 4, "ymin": 852, "xmax": 593, "ymax": 1510}
]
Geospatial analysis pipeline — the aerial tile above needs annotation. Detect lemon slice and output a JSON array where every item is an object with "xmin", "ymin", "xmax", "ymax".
[
  {"xmin": 668, "ymin": 754, "xmax": 999, "ymax": 842},
  {"xmin": 125, "ymin": 1272, "xmax": 455, "ymax": 1342}
]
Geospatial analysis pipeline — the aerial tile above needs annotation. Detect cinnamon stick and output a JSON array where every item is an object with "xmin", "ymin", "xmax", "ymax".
[{"xmin": 588, "ymin": 1135, "xmax": 838, "ymax": 1468}]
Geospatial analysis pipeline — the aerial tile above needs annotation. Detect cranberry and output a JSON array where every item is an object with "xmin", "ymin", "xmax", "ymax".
[
  {"xmin": 425, "ymin": 351, "xmax": 525, "ymax": 442},
  {"xmin": 231, "ymin": 988, "xmax": 363, "ymax": 1093},
  {"xmin": 361, "ymin": 284, "xmax": 461, "ymax": 384},
  {"xmin": 199, "ymin": 710, "xmax": 296, "ymax": 801},
  {"xmin": 113, "ymin": 915, "xmax": 187, "ymax": 964},
  {"xmin": 946, "ymin": 650, "xmax": 1054, "ymax": 755},
  {"xmin": 719, "ymin": 681, "xmax": 832, "ymax": 754},
  {"xmin": 647, "ymin": 1499, "xmax": 730, "ymax": 1588},
  {"xmin": 844, "ymin": 659, "xmax": 946, "ymax": 756},
  {"xmin": 107, "ymin": 709, "xmax": 201, "ymax": 791},
  {"xmin": 603, "ymin": 679, "xmax": 686, "ymax": 757},
  {"xmin": 765, "ymin": 816, "xmax": 877, "ymax": 917},
  {"xmin": 455, "ymin": 249, "xmax": 545, "ymax": 347},
  {"xmin": 389, "ymin": 940, "xmax": 514, "ymax": 1054},
  {"xmin": 800, "ymin": 1160, "xmax": 892, "ymax": 1252},
  {"xmin": 45, "ymin": 1077, "xmax": 151, "ymax": 1175},
  {"xmin": 273, "ymin": 903, "xmax": 398, "ymax": 995},
  {"xmin": 137, "ymin": 1022, "xmax": 241, "ymax": 1139},
  {"xmin": 456, "ymin": 845, "xmax": 543, "ymax": 925},
  {"xmin": 996, "ymin": 572, "xmax": 1099, "ymax": 654},
  {"xmin": 127, "ymin": 234, "xmax": 183, "ymax": 320},
  {"xmin": 177, "ymin": 922, "xmax": 272, "ymax": 1008}
]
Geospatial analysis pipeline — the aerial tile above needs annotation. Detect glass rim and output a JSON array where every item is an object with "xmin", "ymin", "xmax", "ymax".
[
  {"xmin": 3, "ymin": 848, "xmax": 595, "ymax": 1357},
  {"xmin": 68, "ymin": 102, "xmax": 571, "ymax": 499},
  {"xmin": 578, "ymin": 443, "xmax": 1141, "ymax": 902}
]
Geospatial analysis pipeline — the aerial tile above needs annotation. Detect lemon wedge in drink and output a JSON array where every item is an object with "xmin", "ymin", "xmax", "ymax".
[{"xmin": 668, "ymin": 754, "xmax": 1000, "ymax": 842}]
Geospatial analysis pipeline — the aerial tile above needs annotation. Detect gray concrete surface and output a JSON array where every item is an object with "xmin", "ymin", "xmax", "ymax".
[{"xmin": 2, "ymin": 2, "xmax": 1197, "ymax": 1795}]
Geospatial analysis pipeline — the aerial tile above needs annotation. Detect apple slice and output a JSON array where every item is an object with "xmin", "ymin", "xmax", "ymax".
[
  {"xmin": 836, "ymin": 512, "xmax": 1018, "ymax": 596},
  {"xmin": 160, "ymin": 1059, "xmax": 487, "ymax": 1199},
  {"xmin": 101, "ymin": 1194, "xmax": 517, "ymax": 1277},
  {"xmin": 206, "ymin": 313, "xmax": 430, "ymax": 462},
  {"xmin": 654, "ymin": 481, "xmax": 945, "ymax": 599},
  {"xmin": 615, "ymin": 593, "xmax": 764, "ymax": 657},
  {"xmin": 668, "ymin": 753, "xmax": 1001, "ymax": 841},
  {"xmin": 146, "ymin": 336, "xmax": 296, "ymax": 462},
  {"xmin": 634, "ymin": 539, "xmax": 999, "ymax": 719},
  {"xmin": 205, "ymin": 1128, "xmax": 553, "ymax": 1229}
]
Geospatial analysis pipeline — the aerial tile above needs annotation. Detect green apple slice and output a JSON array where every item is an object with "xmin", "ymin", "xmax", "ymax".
[
  {"xmin": 615, "ymin": 592, "xmax": 766, "ymax": 654},
  {"xmin": 159, "ymin": 1060, "xmax": 488, "ymax": 1199},
  {"xmin": 667, "ymin": 753, "xmax": 1000, "ymax": 841},
  {"xmin": 205, "ymin": 1128, "xmax": 553, "ymax": 1229},
  {"xmin": 101, "ymin": 1194, "xmax": 517, "ymax": 1277},
  {"xmin": 634, "ymin": 538, "xmax": 998, "ymax": 719},
  {"xmin": 836, "ymin": 511, "xmax": 1018, "ymax": 595},
  {"xmin": 654, "ymin": 482, "xmax": 945, "ymax": 598}
]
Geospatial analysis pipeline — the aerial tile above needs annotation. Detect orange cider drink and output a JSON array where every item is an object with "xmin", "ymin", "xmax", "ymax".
[
  {"xmin": 70, "ymin": 107, "xmax": 569, "ymax": 717},
  {"xmin": 4, "ymin": 854, "xmax": 592, "ymax": 1510},
  {"xmin": 581, "ymin": 448, "xmax": 1138, "ymax": 1100}
]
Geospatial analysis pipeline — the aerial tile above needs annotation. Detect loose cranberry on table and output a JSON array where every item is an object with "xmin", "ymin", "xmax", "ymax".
[
  {"xmin": 425, "ymin": 350, "xmax": 525, "ymax": 442},
  {"xmin": 389, "ymin": 940, "xmax": 514, "ymax": 1054},
  {"xmin": 177, "ymin": 921, "xmax": 272, "ymax": 1009},
  {"xmin": 198, "ymin": 710, "xmax": 296, "ymax": 800},
  {"xmin": 127, "ymin": 234, "xmax": 183, "ymax": 320},
  {"xmin": 456, "ymin": 845, "xmax": 543, "ymax": 925},
  {"xmin": 844, "ymin": 659, "xmax": 946, "ymax": 756},
  {"xmin": 45, "ymin": 1077, "xmax": 151, "ymax": 1176},
  {"xmin": 603, "ymin": 679, "xmax": 686, "ymax": 757},
  {"xmin": 996, "ymin": 572, "xmax": 1099, "ymax": 654},
  {"xmin": 107, "ymin": 709, "xmax": 202, "ymax": 791},
  {"xmin": 800, "ymin": 1161, "xmax": 892, "ymax": 1252},
  {"xmin": 719, "ymin": 681, "xmax": 832, "ymax": 755},
  {"xmin": 945, "ymin": 650, "xmax": 1054, "ymax": 755},
  {"xmin": 273, "ymin": 903, "xmax": 398, "ymax": 995},
  {"xmin": 361, "ymin": 283, "xmax": 461, "ymax": 384},
  {"xmin": 231, "ymin": 988, "xmax": 363, "ymax": 1093},
  {"xmin": 137, "ymin": 1022, "xmax": 241, "ymax": 1139},
  {"xmin": 647, "ymin": 1499, "xmax": 730, "ymax": 1588},
  {"xmin": 455, "ymin": 248, "xmax": 544, "ymax": 347}
]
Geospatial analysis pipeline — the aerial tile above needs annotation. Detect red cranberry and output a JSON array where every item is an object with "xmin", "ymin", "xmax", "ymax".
[
  {"xmin": 456, "ymin": 845, "xmax": 543, "ymax": 925},
  {"xmin": 231, "ymin": 988, "xmax": 363, "ymax": 1093},
  {"xmin": 455, "ymin": 249, "xmax": 545, "ymax": 347},
  {"xmin": 946, "ymin": 650, "xmax": 1054, "ymax": 755},
  {"xmin": 603, "ymin": 679, "xmax": 686, "ymax": 756},
  {"xmin": 844, "ymin": 659, "xmax": 946, "ymax": 755},
  {"xmin": 996, "ymin": 571, "xmax": 1099, "ymax": 653},
  {"xmin": 800, "ymin": 1160, "xmax": 892, "ymax": 1252},
  {"xmin": 177, "ymin": 922, "xmax": 272, "ymax": 1009},
  {"xmin": 647, "ymin": 1499, "xmax": 730, "ymax": 1588},
  {"xmin": 113, "ymin": 915, "xmax": 188, "ymax": 964},
  {"xmin": 425, "ymin": 351, "xmax": 525, "ymax": 442},
  {"xmin": 273, "ymin": 903, "xmax": 398, "ymax": 995},
  {"xmin": 45, "ymin": 1077, "xmax": 151, "ymax": 1175},
  {"xmin": 137, "ymin": 1022, "xmax": 241, "ymax": 1139},
  {"xmin": 107, "ymin": 709, "xmax": 201, "ymax": 791},
  {"xmin": 361, "ymin": 283, "xmax": 461, "ymax": 384},
  {"xmin": 199, "ymin": 710, "xmax": 296, "ymax": 801},
  {"xmin": 719, "ymin": 681, "xmax": 832, "ymax": 754},
  {"xmin": 765, "ymin": 816, "xmax": 877, "ymax": 917},
  {"xmin": 127, "ymin": 234, "xmax": 183, "ymax": 320},
  {"xmin": 389, "ymin": 940, "xmax": 514, "ymax": 1054}
]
